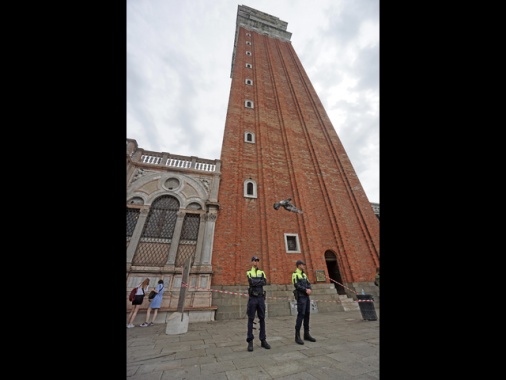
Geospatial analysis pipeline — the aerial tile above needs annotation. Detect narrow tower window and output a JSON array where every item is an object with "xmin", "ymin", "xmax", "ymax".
[
  {"xmin": 246, "ymin": 41, "xmax": 251, "ymax": 45},
  {"xmin": 244, "ymin": 132, "xmax": 255, "ymax": 143},
  {"xmin": 245, "ymin": 100, "xmax": 254, "ymax": 109},
  {"xmin": 246, "ymin": 63, "xmax": 252, "ymax": 68},
  {"xmin": 244, "ymin": 179, "xmax": 257, "ymax": 198},
  {"xmin": 246, "ymin": 33, "xmax": 251, "ymax": 37},
  {"xmin": 246, "ymin": 51, "xmax": 252, "ymax": 56},
  {"xmin": 245, "ymin": 79, "xmax": 253, "ymax": 86}
]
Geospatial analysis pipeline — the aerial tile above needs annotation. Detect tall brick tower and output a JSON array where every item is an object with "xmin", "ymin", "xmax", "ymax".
[{"xmin": 212, "ymin": 5, "xmax": 379, "ymax": 292}]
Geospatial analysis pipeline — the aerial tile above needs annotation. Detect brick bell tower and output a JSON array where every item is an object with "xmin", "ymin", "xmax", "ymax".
[{"xmin": 212, "ymin": 5, "xmax": 379, "ymax": 292}]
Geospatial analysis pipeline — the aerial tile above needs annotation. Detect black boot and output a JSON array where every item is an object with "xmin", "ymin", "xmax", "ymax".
[
  {"xmin": 261, "ymin": 340, "xmax": 271, "ymax": 349},
  {"xmin": 304, "ymin": 330, "xmax": 316, "ymax": 342},
  {"xmin": 247, "ymin": 341, "xmax": 254, "ymax": 352},
  {"xmin": 295, "ymin": 330, "xmax": 304, "ymax": 345}
]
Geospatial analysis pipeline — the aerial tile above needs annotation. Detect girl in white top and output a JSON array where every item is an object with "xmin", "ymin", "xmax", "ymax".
[{"xmin": 127, "ymin": 278, "xmax": 150, "ymax": 328}]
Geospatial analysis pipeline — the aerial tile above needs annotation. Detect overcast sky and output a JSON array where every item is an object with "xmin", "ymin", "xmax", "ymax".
[{"xmin": 127, "ymin": 0, "xmax": 379, "ymax": 204}]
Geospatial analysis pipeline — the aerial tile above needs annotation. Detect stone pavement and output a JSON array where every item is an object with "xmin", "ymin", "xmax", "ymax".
[{"xmin": 127, "ymin": 308, "xmax": 379, "ymax": 379}]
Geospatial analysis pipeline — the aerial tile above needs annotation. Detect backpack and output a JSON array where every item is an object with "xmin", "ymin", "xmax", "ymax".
[
  {"xmin": 128, "ymin": 287, "xmax": 137, "ymax": 302},
  {"xmin": 148, "ymin": 285, "xmax": 164, "ymax": 301}
]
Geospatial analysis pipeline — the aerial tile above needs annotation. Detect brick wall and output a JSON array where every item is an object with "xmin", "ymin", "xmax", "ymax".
[{"xmin": 212, "ymin": 23, "xmax": 379, "ymax": 287}]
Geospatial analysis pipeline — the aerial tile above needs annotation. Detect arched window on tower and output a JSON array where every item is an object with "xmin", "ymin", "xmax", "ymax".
[
  {"xmin": 245, "ymin": 100, "xmax": 254, "ymax": 109},
  {"xmin": 244, "ymin": 179, "xmax": 257, "ymax": 198},
  {"xmin": 244, "ymin": 132, "xmax": 255, "ymax": 143}
]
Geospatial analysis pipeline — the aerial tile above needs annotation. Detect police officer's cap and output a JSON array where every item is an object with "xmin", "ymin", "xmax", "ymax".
[
  {"xmin": 251, "ymin": 256, "xmax": 260, "ymax": 261},
  {"xmin": 296, "ymin": 260, "xmax": 305, "ymax": 266}
]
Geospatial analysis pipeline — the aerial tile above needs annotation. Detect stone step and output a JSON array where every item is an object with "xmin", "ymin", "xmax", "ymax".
[{"xmin": 211, "ymin": 283, "xmax": 378, "ymax": 320}]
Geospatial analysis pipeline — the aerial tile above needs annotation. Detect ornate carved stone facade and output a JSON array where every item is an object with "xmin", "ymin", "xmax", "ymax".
[{"xmin": 126, "ymin": 138, "xmax": 221, "ymax": 322}]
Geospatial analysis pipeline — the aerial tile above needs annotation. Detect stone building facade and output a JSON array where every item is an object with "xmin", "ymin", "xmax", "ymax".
[{"xmin": 126, "ymin": 138, "xmax": 221, "ymax": 322}]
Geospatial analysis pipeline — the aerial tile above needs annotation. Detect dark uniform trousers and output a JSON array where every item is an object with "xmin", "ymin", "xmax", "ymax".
[
  {"xmin": 247, "ymin": 295, "xmax": 266, "ymax": 342},
  {"xmin": 295, "ymin": 294, "xmax": 311, "ymax": 331}
]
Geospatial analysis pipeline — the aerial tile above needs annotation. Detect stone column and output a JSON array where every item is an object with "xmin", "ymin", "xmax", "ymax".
[
  {"xmin": 166, "ymin": 211, "xmax": 185, "ymax": 265},
  {"xmin": 200, "ymin": 212, "xmax": 218, "ymax": 264},
  {"xmin": 209, "ymin": 170, "xmax": 220, "ymax": 203},
  {"xmin": 193, "ymin": 213, "xmax": 207, "ymax": 265}
]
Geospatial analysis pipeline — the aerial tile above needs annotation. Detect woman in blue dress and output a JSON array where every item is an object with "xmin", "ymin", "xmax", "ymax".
[{"xmin": 140, "ymin": 279, "xmax": 165, "ymax": 326}]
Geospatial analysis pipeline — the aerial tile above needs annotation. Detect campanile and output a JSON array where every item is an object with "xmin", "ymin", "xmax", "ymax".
[{"xmin": 212, "ymin": 5, "xmax": 379, "ymax": 291}]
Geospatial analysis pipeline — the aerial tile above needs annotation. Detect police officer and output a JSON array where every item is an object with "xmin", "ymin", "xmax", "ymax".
[
  {"xmin": 246, "ymin": 256, "xmax": 271, "ymax": 351},
  {"xmin": 292, "ymin": 260, "xmax": 316, "ymax": 344}
]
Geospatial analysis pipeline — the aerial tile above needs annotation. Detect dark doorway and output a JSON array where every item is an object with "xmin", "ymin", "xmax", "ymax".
[{"xmin": 325, "ymin": 250, "xmax": 346, "ymax": 295}]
